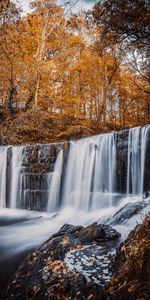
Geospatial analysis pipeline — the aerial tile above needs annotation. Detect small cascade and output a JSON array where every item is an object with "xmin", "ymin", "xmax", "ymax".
[
  {"xmin": 92, "ymin": 133, "xmax": 116, "ymax": 207},
  {"xmin": 127, "ymin": 125, "xmax": 150, "ymax": 196},
  {"xmin": 47, "ymin": 149, "xmax": 63, "ymax": 212},
  {"xmin": 62, "ymin": 133, "xmax": 116, "ymax": 211},
  {"xmin": 10, "ymin": 146, "xmax": 24, "ymax": 208},
  {"xmin": 0, "ymin": 147, "xmax": 8, "ymax": 208}
]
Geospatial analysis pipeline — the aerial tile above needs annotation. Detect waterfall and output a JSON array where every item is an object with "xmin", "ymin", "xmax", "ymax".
[
  {"xmin": 127, "ymin": 125, "xmax": 150, "ymax": 196},
  {"xmin": 0, "ymin": 125, "xmax": 150, "ymax": 212},
  {"xmin": 92, "ymin": 133, "xmax": 116, "ymax": 207},
  {"xmin": 47, "ymin": 149, "xmax": 63, "ymax": 212},
  {"xmin": 10, "ymin": 147, "xmax": 23, "ymax": 208},
  {"xmin": 0, "ymin": 147, "xmax": 8, "ymax": 208},
  {"xmin": 62, "ymin": 133, "xmax": 116, "ymax": 211}
]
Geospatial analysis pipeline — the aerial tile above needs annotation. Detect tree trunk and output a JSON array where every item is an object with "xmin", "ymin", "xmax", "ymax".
[{"xmin": 34, "ymin": 74, "xmax": 40, "ymax": 107}]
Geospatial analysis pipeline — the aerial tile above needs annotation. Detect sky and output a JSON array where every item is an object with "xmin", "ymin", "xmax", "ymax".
[{"xmin": 13, "ymin": 0, "xmax": 98, "ymax": 13}]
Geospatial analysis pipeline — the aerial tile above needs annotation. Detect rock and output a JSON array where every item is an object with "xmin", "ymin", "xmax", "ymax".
[
  {"xmin": 143, "ymin": 191, "xmax": 150, "ymax": 199},
  {"xmin": 78, "ymin": 223, "xmax": 121, "ymax": 243},
  {"xmin": 106, "ymin": 214, "xmax": 150, "ymax": 300},
  {"xmin": 2, "ymin": 223, "xmax": 120, "ymax": 300},
  {"xmin": 109, "ymin": 200, "xmax": 149, "ymax": 225},
  {"xmin": 57, "ymin": 223, "xmax": 83, "ymax": 235}
]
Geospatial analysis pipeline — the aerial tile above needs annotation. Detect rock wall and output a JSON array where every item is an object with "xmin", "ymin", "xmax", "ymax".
[
  {"xmin": 115, "ymin": 130, "xmax": 129, "ymax": 193},
  {"xmin": 116, "ymin": 128, "xmax": 150, "ymax": 193},
  {"xmin": 6, "ymin": 143, "xmax": 65, "ymax": 210}
]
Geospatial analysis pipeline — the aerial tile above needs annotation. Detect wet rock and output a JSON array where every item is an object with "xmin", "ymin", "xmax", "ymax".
[
  {"xmin": 109, "ymin": 200, "xmax": 150, "ymax": 225},
  {"xmin": 143, "ymin": 191, "xmax": 150, "ymax": 199},
  {"xmin": 58, "ymin": 223, "xmax": 83, "ymax": 235},
  {"xmin": 3, "ymin": 223, "xmax": 120, "ymax": 300},
  {"xmin": 78, "ymin": 223, "xmax": 121, "ymax": 243}
]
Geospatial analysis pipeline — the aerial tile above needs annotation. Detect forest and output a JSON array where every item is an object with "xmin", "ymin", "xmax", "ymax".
[
  {"xmin": 0, "ymin": 1, "xmax": 150, "ymax": 299},
  {"xmin": 0, "ymin": 0, "xmax": 149, "ymax": 144}
]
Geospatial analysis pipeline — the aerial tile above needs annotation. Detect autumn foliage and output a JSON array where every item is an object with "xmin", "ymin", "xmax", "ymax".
[{"xmin": 0, "ymin": 0, "xmax": 149, "ymax": 144}]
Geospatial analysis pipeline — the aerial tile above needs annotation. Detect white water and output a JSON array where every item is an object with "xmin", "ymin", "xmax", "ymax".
[
  {"xmin": 10, "ymin": 147, "xmax": 24, "ymax": 208},
  {"xmin": 0, "ymin": 195, "xmax": 148, "ymax": 260},
  {"xmin": 0, "ymin": 126, "xmax": 150, "ymax": 281},
  {"xmin": 127, "ymin": 125, "xmax": 150, "ymax": 196},
  {"xmin": 0, "ymin": 125, "xmax": 149, "ymax": 211},
  {"xmin": 47, "ymin": 149, "xmax": 63, "ymax": 212},
  {"xmin": 0, "ymin": 147, "xmax": 8, "ymax": 208},
  {"xmin": 62, "ymin": 133, "xmax": 116, "ymax": 211}
]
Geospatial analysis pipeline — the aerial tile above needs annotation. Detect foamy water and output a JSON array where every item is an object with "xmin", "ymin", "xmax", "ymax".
[{"xmin": 0, "ymin": 194, "xmax": 147, "ymax": 261}]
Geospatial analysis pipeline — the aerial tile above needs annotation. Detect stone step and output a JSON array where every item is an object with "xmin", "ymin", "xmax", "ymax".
[
  {"xmin": 21, "ymin": 189, "xmax": 49, "ymax": 210},
  {"xmin": 20, "ymin": 172, "xmax": 53, "ymax": 190}
]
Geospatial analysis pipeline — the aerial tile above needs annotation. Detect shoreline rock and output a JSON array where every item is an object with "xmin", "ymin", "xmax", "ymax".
[
  {"xmin": 106, "ymin": 214, "xmax": 150, "ymax": 300},
  {"xmin": 2, "ymin": 215, "xmax": 150, "ymax": 300},
  {"xmin": 2, "ymin": 223, "xmax": 120, "ymax": 300}
]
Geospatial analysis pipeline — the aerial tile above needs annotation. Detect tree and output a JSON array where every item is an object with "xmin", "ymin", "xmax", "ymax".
[
  {"xmin": 0, "ymin": 0, "xmax": 149, "ymax": 131},
  {"xmin": 92, "ymin": 0, "xmax": 150, "ymax": 48},
  {"xmin": 29, "ymin": 0, "xmax": 66, "ymax": 107},
  {"xmin": 0, "ymin": 0, "xmax": 21, "ymax": 112},
  {"xmin": 92, "ymin": 0, "xmax": 150, "ymax": 125},
  {"xmin": 0, "ymin": 0, "xmax": 19, "ymax": 28}
]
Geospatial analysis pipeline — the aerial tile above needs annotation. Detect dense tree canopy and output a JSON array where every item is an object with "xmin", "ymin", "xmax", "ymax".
[
  {"xmin": 93, "ymin": 0, "xmax": 150, "ymax": 47},
  {"xmin": 0, "ymin": 0, "xmax": 149, "ymax": 143}
]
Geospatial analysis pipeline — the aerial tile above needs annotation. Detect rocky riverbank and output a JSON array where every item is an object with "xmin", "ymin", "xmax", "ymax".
[
  {"xmin": 107, "ymin": 214, "xmax": 150, "ymax": 300},
  {"xmin": 2, "ymin": 212, "xmax": 150, "ymax": 300},
  {"xmin": 2, "ymin": 223, "xmax": 120, "ymax": 300}
]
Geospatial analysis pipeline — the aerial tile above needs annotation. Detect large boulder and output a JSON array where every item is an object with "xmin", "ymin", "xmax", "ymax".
[{"xmin": 2, "ymin": 223, "xmax": 120, "ymax": 300}]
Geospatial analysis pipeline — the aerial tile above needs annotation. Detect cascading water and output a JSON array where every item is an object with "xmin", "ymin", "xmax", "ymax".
[
  {"xmin": 62, "ymin": 133, "xmax": 116, "ymax": 211},
  {"xmin": 0, "ymin": 125, "xmax": 150, "ymax": 211},
  {"xmin": 0, "ymin": 126, "xmax": 150, "ymax": 293},
  {"xmin": 0, "ymin": 147, "xmax": 8, "ymax": 208},
  {"xmin": 47, "ymin": 149, "xmax": 63, "ymax": 212},
  {"xmin": 10, "ymin": 146, "xmax": 24, "ymax": 208},
  {"xmin": 92, "ymin": 133, "xmax": 116, "ymax": 207},
  {"xmin": 127, "ymin": 125, "xmax": 150, "ymax": 196}
]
